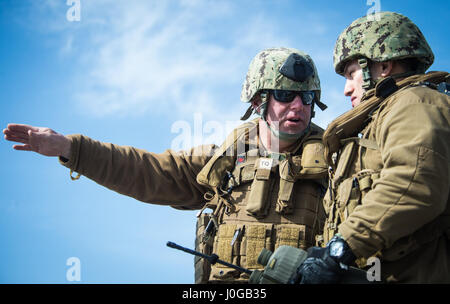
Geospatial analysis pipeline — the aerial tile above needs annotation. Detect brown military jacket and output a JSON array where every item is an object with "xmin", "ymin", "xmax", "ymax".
[
  {"xmin": 60, "ymin": 136, "xmax": 215, "ymax": 210},
  {"xmin": 60, "ymin": 120, "xmax": 328, "ymax": 283},
  {"xmin": 323, "ymin": 72, "xmax": 450, "ymax": 283}
]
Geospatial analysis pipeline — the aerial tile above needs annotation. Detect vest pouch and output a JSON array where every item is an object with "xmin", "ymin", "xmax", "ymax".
[
  {"xmin": 334, "ymin": 141, "xmax": 358, "ymax": 183},
  {"xmin": 276, "ymin": 178, "xmax": 295, "ymax": 214},
  {"xmin": 237, "ymin": 159, "xmax": 256, "ymax": 184},
  {"xmin": 210, "ymin": 223, "xmax": 270, "ymax": 281},
  {"xmin": 275, "ymin": 224, "xmax": 307, "ymax": 250},
  {"xmin": 210, "ymin": 223, "xmax": 245, "ymax": 281},
  {"xmin": 214, "ymin": 223, "xmax": 239, "ymax": 267},
  {"xmin": 276, "ymin": 158, "xmax": 295, "ymax": 214},
  {"xmin": 246, "ymin": 158, "xmax": 273, "ymax": 218},
  {"xmin": 296, "ymin": 140, "xmax": 328, "ymax": 179},
  {"xmin": 322, "ymin": 217, "xmax": 336, "ymax": 246},
  {"xmin": 335, "ymin": 177, "xmax": 361, "ymax": 223},
  {"xmin": 241, "ymin": 224, "xmax": 273, "ymax": 269},
  {"xmin": 194, "ymin": 213, "xmax": 214, "ymax": 284},
  {"xmin": 334, "ymin": 170, "xmax": 380, "ymax": 233},
  {"xmin": 322, "ymin": 177, "xmax": 361, "ymax": 245}
]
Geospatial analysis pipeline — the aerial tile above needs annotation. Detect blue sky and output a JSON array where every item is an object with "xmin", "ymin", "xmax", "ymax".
[{"xmin": 1, "ymin": 0, "xmax": 449, "ymax": 283}]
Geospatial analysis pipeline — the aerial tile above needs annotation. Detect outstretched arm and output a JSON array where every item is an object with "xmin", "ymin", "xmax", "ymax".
[
  {"xmin": 4, "ymin": 123, "xmax": 215, "ymax": 209},
  {"xmin": 59, "ymin": 134, "xmax": 215, "ymax": 209},
  {"xmin": 3, "ymin": 123, "xmax": 71, "ymax": 159}
]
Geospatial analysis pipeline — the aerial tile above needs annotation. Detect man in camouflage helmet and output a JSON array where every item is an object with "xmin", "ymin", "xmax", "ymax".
[
  {"xmin": 297, "ymin": 12, "xmax": 450, "ymax": 283},
  {"xmin": 4, "ymin": 47, "xmax": 329, "ymax": 283}
]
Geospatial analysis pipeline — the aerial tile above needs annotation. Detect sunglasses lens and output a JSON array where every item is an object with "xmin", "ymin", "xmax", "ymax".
[
  {"xmin": 272, "ymin": 90, "xmax": 315, "ymax": 105},
  {"xmin": 273, "ymin": 90, "xmax": 295, "ymax": 102},
  {"xmin": 300, "ymin": 91, "xmax": 315, "ymax": 105}
]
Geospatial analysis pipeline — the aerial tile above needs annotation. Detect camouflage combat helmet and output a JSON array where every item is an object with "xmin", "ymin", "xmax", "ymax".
[
  {"xmin": 241, "ymin": 47, "xmax": 321, "ymax": 103},
  {"xmin": 239, "ymin": 47, "xmax": 326, "ymax": 141},
  {"xmin": 334, "ymin": 11, "xmax": 434, "ymax": 89}
]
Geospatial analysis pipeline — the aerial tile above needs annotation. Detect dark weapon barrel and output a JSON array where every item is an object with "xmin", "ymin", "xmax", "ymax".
[{"xmin": 166, "ymin": 241, "xmax": 252, "ymax": 275}]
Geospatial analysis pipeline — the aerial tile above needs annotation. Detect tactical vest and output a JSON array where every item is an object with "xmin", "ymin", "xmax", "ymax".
[
  {"xmin": 194, "ymin": 119, "xmax": 328, "ymax": 283},
  {"xmin": 320, "ymin": 71, "xmax": 450, "ymax": 267}
]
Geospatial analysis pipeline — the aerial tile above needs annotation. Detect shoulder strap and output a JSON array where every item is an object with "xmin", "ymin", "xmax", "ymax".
[
  {"xmin": 323, "ymin": 71, "xmax": 449, "ymax": 168},
  {"xmin": 196, "ymin": 119, "xmax": 258, "ymax": 188}
]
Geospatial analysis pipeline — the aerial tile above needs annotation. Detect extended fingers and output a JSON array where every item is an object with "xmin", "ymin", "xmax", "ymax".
[
  {"xmin": 13, "ymin": 144, "xmax": 34, "ymax": 151},
  {"xmin": 5, "ymin": 123, "xmax": 40, "ymax": 135},
  {"xmin": 4, "ymin": 126, "xmax": 31, "ymax": 144},
  {"xmin": 3, "ymin": 127, "xmax": 27, "ymax": 139},
  {"xmin": 4, "ymin": 133, "xmax": 30, "ymax": 144}
]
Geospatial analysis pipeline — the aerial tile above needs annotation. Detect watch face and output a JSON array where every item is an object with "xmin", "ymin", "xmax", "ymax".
[{"xmin": 329, "ymin": 241, "xmax": 344, "ymax": 258}]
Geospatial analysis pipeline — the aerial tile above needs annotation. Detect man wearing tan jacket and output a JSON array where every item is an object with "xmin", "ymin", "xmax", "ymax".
[
  {"xmin": 298, "ymin": 12, "xmax": 450, "ymax": 284},
  {"xmin": 4, "ymin": 47, "xmax": 329, "ymax": 283}
]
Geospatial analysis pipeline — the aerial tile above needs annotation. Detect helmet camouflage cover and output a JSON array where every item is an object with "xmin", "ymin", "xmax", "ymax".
[
  {"xmin": 333, "ymin": 11, "xmax": 434, "ymax": 75},
  {"xmin": 240, "ymin": 47, "xmax": 321, "ymax": 102}
]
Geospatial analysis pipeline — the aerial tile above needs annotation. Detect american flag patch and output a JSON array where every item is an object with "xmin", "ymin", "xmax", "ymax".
[{"xmin": 236, "ymin": 155, "xmax": 246, "ymax": 165}]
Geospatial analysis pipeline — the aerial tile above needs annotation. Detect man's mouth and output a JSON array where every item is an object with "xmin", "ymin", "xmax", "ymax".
[
  {"xmin": 284, "ymin": 117, "xmax": 303, "ymax": 126},
  {"xmin": 287, "ymin": 118, "xmax": 301, "ymax": 122}
]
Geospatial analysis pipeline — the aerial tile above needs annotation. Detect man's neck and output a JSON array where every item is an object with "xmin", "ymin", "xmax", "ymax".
[{"xmin": 258, "ymin": 119, "xmax": 300, "ymax": 153}]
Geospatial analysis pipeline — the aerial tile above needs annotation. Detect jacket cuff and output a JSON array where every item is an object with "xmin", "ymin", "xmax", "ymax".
[
  {"xmin": 338, "ymin": 227, "xmax": 372, "ymax": 259},
  {"xmin": 58, "ymin": 134, "xmax": 82, "ymax": 171}
]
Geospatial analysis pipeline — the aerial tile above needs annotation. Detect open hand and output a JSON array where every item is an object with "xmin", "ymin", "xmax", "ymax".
[{"xmin": 3, "ymin": 123, "xmax": 71, "ymax": 158}]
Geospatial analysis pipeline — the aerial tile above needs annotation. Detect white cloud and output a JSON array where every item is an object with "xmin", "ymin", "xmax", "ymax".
[
  {"xmin": 34, "ymin": 0, "xmax": 347, "ymax": 130},
  {"xmin": 45, "ymin": 1, "xmax": 296, "ymax": 120}
]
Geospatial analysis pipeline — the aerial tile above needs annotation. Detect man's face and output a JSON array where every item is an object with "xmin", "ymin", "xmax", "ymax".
[
  {"xmin": 265, "ymin": 93, "xmax": 312, "ymax": 134},
  {"xmin": 343, "ymin": 60, "xmax": 365, "ymax": 108}
]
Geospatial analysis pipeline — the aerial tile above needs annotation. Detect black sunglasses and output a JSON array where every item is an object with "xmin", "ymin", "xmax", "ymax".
[{"xmin": 267, "ymin": 90, "xmax": 315, "ymax": 105}]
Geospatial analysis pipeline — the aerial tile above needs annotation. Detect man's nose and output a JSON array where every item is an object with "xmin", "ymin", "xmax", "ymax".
[
  {"xmin": 344, "ymin": 79, "xmax": 354, "ymax": 97},
  {"xmin": 289, "ymin": 94, "xmax": 306, "ymax": 110}
]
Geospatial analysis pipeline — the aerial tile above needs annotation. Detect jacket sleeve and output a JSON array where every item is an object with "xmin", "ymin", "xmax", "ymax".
[
  {"xmin": 338, "ymin": 88, "xmax": 450, "ymax": 258},
  {"xmin": 59, "ymin": 134, "xmax": 217, "ymax": 210}
]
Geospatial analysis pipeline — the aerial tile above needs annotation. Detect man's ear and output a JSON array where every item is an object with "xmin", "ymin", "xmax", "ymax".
[
  {"xmin": 251, "ymin": 96, "xmax": 262, "ymax": 114},
  {"xmin": 379, "ymin": 61, "xmax": 393, "ymax": 77}
]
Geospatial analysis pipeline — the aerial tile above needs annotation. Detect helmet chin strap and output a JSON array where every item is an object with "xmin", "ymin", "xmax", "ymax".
[
  {"xmin": 358, "ymin": 58, "xmax": 374, "ymax": 91},
  {"xmin": 258, "ymin": 91, "xmax": 310, "ymax": 142},
  {"xmin": 358, "ymin": 57, "xmax": 418, "ymax": 93}
]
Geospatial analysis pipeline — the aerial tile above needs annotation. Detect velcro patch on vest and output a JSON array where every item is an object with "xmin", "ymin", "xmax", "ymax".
[
  {"xmin": 276, "ymin": 225, "xmax": 305, "ymax": 250},
  {"xmin": 245, "ymin": 225, "xmax": 269, "ymax": 269},
  {"xmin": 215, "ymin": 224, "xmax": 237, "ymax": 267}
]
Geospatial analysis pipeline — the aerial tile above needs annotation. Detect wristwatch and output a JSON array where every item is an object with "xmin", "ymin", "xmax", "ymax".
[{"xmin": 327, "ymin": 234, "xmax": 356, "ymax": 267}]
